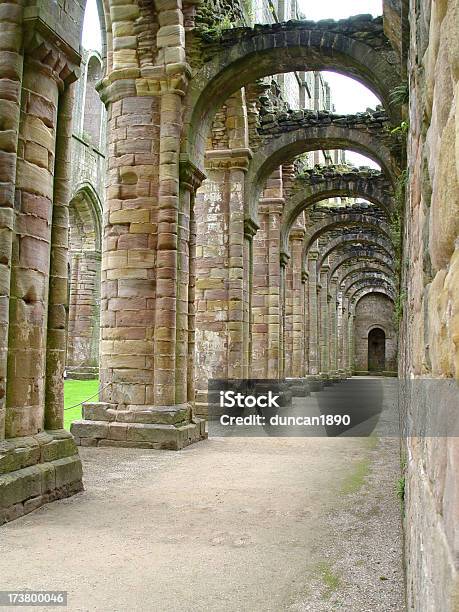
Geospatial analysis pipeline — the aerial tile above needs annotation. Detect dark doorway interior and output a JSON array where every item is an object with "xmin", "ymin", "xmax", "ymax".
[{"xmin": 368, "ymin": 328, "xmax": 386, "ymax": 371}]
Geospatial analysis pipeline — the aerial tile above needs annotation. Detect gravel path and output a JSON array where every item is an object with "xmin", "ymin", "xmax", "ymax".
[{"xmin": 0, "ymin": 379, "xmax": 405, "ymax": 612}]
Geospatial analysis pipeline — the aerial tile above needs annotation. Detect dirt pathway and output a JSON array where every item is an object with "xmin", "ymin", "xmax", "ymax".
[{"xmin": 0, "ymin": 380, "xmax": 405, "ymax": 612}]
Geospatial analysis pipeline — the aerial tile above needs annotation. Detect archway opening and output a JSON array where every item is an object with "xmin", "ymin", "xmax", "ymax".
[{"xmin": 368, "ymin": 327, "xmax": 386, "ymax": 371}]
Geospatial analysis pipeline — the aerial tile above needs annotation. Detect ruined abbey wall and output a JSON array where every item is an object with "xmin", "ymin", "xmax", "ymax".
[
  {"xmin": 2, "ymin": 1, "xmax": 459, "ymax": 609},
  {"xmin": 402, "ymin": 0, "xmax": 459, "ymax": 609}
]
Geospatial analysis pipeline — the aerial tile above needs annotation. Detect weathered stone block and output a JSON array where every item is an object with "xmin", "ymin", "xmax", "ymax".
[
  {"xmin": 0, "ymin": 465, "xmax": 42, "ymax": 508},
  {"xmin": 70, "ymin": 420, "xmax": 109, "ymax": 439},
  {"xmin": 54, "ymin": 456, "xmax": 83, "ymax": 488},
  {"xmin": 82, "ymin": 403, "xmax": 116, "ymax": 421},
  {"xmin": 0, "ymin": 436, "xmax": 40, "ymax": 474}
]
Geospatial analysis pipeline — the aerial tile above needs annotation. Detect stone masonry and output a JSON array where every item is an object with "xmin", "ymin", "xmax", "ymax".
[{"xmin": 1, "ymin": 4, "xmax": 457, "ymax": 612}]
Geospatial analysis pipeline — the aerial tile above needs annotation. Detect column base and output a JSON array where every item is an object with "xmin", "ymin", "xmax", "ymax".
[
  {"xmin": 0, "ymin": 430, "xmax": 83, "ymax": 526},
  {"xmin": 304, "ymin": 375, "xmax": 324, "ymax": 392},
  {"xmin": 285, "ymin": 378, "xmax": 310, "ymax": 397},
  {"xmin": 71, "ymin": 402, "xmax": 207, "ymax": 450}
]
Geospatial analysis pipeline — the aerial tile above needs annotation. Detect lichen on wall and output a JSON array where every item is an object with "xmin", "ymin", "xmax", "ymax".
[{"xmin": 402, "ymin": 0, "xmax": 459, "ymax": 610}]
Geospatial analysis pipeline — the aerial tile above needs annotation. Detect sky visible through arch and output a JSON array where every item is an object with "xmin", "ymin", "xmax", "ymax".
[{"xmin": 82, "ymin": 0, "xmax": 382, "ymax": 168}]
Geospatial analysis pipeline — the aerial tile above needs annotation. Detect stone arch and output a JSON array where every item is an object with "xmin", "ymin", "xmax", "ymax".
[
  {"xmin": 69, "ymin": 183, "xmax": 103, "ymax": 252},
  {"xmin": 338, "ymin": 263, "xmax": 395, "ymax": 290},
  {"xmin": 317, "ymin": 233, "xmax": 395, "ymax": 269},
  {"xmin": 66, "ymin": 184, "xmax": 103, "ymax": 378},
  {"xmin": 281, "ymin": 168, "xmax": 394, "ymax": 249},
  {"xmin": 341, "ymin": 271, "xmax": 396, "ymax": 299},
  {"xmin": 367, "ymin": 322, "xmax": 389, "ymax": 336},
  {"xmin": 349, "ymin": 284, "xmax": 396, "ymax": 310},
  {"xmin": 93, "ymin": 0, "xmax": 109, "ymax": 68},
  {"xmin": 293, "ymin": 213, "xmax": 391, "ymax": 263},
  {"xmin": 82, "ymin": 53, "xmax": 104, "ymax": 149},
  {"xmin": 367, "ymin": 327, "xmax": 386, "ymax": 371},
  {"xmin": 183, "ymin": 17, "xmax": 401, "ymax": 168},
  {"xmin": 328, "ymin": 248, "xmax": 395, "ymax": 281},
  {"xmin": 248, "ymin": 124, "xmax": 397, "ymax": 222}
]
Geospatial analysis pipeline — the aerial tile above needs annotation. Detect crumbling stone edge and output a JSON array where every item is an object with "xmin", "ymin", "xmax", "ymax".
[{"xmin": 0, "ymin": 431, "xmax": 83, "ymax": 526}]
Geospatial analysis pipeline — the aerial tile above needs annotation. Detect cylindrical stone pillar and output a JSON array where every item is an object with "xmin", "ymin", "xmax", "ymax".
[
  {"xmin": 290, "ymin": 229, "xmax": 305, "ymax": 378},
  {"xmin": 328, "ymin": 279, "xmax": 338, "ymax": 374},
  {"xmin": 284, "ymin": 255, "xmax": 293, "ymax": 378},
  {"xmin": 302, "ymin": 270, "xmax": 309, "ymax": 375},
  {"xmin": 45, "ymin": 83, "xmax": 75, "ymax": 429},
  {"xmin": 0, "ymin": 0, "xmax": 23, "ymax": 439},
  {"xmin": 307, "ymin": 252, "xmax": 320, "ymax": 374},
  {"xmin": 6, "ymin": 61, "xmax": 59, "ymax": 437},
  {"xmin": 154, "ymin": 89, "xmax": 181, "ymax": 406},
  {"xmin": 279, "ymin": 253, "xmax": 289, "ymax": 379},
  {"xmin": 319, "ymin": 265, "xmax": 330, "ymax": 374}
]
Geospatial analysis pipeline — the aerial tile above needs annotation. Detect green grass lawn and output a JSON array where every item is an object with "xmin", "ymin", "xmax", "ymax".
[{"xmin": 64, "ymin": 379, "xmax": 99, "ymax": 430}]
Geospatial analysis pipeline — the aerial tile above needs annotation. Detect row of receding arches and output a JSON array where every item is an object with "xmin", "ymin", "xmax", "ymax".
[{"xmin": 64, "ymin": 7, "xmax": 401, "ymax": 416}]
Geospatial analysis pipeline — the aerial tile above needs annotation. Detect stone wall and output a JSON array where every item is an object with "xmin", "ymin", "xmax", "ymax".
[
  {"xmin": 66, "ymin": 50, "xmax": 105, "ymax": 379},
  {"xmin": 353, "ymin": 293, "xmax": 397, "ymax": 372},
  {"xmin": 401, "ymin": 0, "xmax": 459, "ymax": 609}
]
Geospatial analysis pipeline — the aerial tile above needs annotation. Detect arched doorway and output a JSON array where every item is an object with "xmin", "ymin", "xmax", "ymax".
[
  {"xmin": 368, "ymin": 328, "xmax": 386, "ymax": 371},
  {"xmin": 66, "ymin": 187, "xmax": 102, "ymax": 379}
]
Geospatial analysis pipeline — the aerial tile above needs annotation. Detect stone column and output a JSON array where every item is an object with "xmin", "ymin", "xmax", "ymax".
[
  {"xmin": 179, "ymin": 162, "xmax": 205, "ymax": 409},
  {"xmin": 154, "ymin": 87, "xmax": 182, "ymax": 407},
  {"xmin": 341, "ymin": 297, "xmax": 350, "ymax": 372},
  {"xmin": 290, "ymin": 229, "xmax": 305, "ymax": 378},
  {"xmin": 0, "ymin": 0, "xmax": 23, "ymax": 439},
  {"xmin": 307, "ymin": 252, "xmax": 320, "ymax": 374},
  {"xmin": 193, "ymin": 148, "xmax": 252, "ymax": 416},
  {"xmin": 319, "ymin": 265, "xmax": 330, "ymax": 374},
  {"xmin": 252, "ymin": 194, "xmax": 284, "ymax": 379},
  {"xmin": 227, "ymin": 161, "xmax": 247, "ymax": 379},
  {"xmin": 328, "ymin": 278, "xmax": 338, "ymax": 373},
  {"xmin": 279, "ymin": 252, "xmax": 289, "ymax": 379},
  {"xmin": 267, "ymin": 198, "xmax": 283, "ymax": 379},
  {"xmin": 244, "ymin": 220, "xmax": 257, "ymax": 378},
  {"xmin": 226, "ymin": 91, "xmax": 252, "ymax": 381},
  {"xmin": 1, "ymin": 30, "xmax": 83, "ymax": 525},
  {"xmin": 45, "ymin": 83, "xmax": 75, "ymax": 427},
  {"xmin": 250, "ymin": 205, "xmax": 269, "ymax": 378},
  {"xmin": 284, "ymin": 254, "xmax": 293, "ymax": 377},
  {"xmin": 336, "ymin": 288, "xmax": 344, "ymax": 371},
  {"xmin": 7, "ymin": 53, "xmax": 61, "ymax": 437},
  {"xmin": 348, "ymin": 311, "xmax": 355, "ymax": 372},
  {"xmin": 72, "ymin": 16, "xmax": 206, "ymax": 446},
  {"xmin": 302, "ymin": 270, "xmax": 309, "ymax": 374}
]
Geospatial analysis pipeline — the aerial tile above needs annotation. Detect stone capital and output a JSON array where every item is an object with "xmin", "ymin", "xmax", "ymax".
[
  {"xmin": 244, "ymin": 218, "xmax": 259, "ymax": 239},
  {"xmin": 179, "ymin": 158, "xmax": 206, "ymax": 192},
  {"xmin": 308, "ymin": 251, "xmax": 319, "ymax": 262},
  {"xmin": 290, "ymin": 227, "xmax": 306, "ymax": 242},
  {"xmin": 205, "ymin": 148, "xmax": 253, "ymax": 172},
  {"xmin": 301, "ymin": 270, "xmax": 309, "ymax": 283},
  {"xmin": 23, "ymin": 16, "xmax": 81, "ymax": 87},
  {"xmin": 280, "ymin": 251, "xmax": 290, "ymax": 268},
  {"xmin": 258, "ymin": 198, "xmax": 284, "ymax": 217}
]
